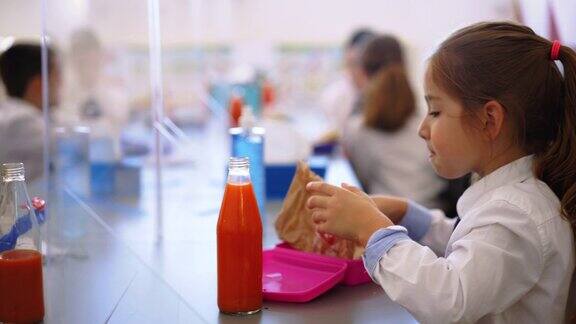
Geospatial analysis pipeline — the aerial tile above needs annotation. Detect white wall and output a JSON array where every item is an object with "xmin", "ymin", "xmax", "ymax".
[
  {"xmin": 0, "ymin": 0, "xmax": 517, "ymax": 45},
  {"xmin": 4, "ymin": 0, "xmax": 574, "ymax": 101},
  {"xmin": 224, "ymin": 0, "xmax": 516, "ymax": 80},
  {"xmin": 0, "ymin": 0, "xmax": 41, "ymax": 41},
  {"xmin": 230, "ymin": 0, "xmax": 516, "ymax": 100},
  {"xmin": 551, "ymin": 0, "xmax": 576, "ymax": 45},
  {"xmin": 520, "ymin": 0, "xmax": 576, "ymax": 46},
  {"xmin": 3, "ymin": 0, "xmax": 574, "ymax": 48},
  {"xmin": 0, "ymin": 0, "xmax": 520, "ymax": 108}
]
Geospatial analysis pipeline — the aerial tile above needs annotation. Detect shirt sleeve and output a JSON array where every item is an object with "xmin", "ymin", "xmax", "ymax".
[
  {"xmin": 362, "ymin": 225, "xmax": 411, "ymax": 281},
  {"xmin": 370, "ymin": 200, "xmax": 543, "ymax": 323},
  {"xmin": 419, "ymin": 208, "xmax": 457, "ymax": 257},
  {"xmin": 400, "ymin": 200, "xmax": 455, "ymax": 256},
  {"xmin": 399, "ymin": 200, "xmax": 432, "ymax": 241}
]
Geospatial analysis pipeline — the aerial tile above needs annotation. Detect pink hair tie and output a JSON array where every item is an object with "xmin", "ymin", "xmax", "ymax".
[{"xmin": 550, "ymin": 40, "xmax": 561, "ymax": 61}]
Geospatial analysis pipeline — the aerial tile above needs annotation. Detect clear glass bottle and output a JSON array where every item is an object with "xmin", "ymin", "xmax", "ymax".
[
  {"xmin": 0, "ymin": 163, "xmax": 45, "ymax": 323},
  {"xmin": 217, "ymin": 157, "xmax": 262, "ymax": 315}
]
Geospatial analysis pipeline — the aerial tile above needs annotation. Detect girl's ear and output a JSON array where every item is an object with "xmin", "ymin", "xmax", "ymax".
[{"xmin": 481, "ymin": 100, "xmax": 506, "ymax": 140}]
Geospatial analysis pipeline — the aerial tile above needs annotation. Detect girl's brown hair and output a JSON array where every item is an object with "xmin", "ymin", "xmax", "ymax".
[
  {"xmin": 361, "ymin": 35, "xmax": 416, "ymax": 132},
  {"xmin": 430, "ymin": 22, "xmax": 576, "ymax": 227}
]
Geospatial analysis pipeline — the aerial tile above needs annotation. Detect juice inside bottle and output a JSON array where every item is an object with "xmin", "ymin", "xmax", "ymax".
[
  {"xmin": 0, "ymin": 163, "xmax": 45, "ymax": 323},
  {"xmin": 0, "ymin": 249, "xmax": 45, "ymax": 323},
  {"xmin": 217, "ymin": 157, "xmax": 263, "ymax": 315}
]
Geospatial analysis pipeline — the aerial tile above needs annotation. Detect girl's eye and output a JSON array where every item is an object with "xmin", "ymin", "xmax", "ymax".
[{"xmin": 428, "ymin": 111, "xmax": 440, "ymax": 117}]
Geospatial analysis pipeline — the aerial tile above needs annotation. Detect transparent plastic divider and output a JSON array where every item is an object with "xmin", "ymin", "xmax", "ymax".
[
  {"xmin": 147, "ymin": 0, "xmax": 165, "ymax": 244},
  {"xmin": 38, "ymin": 0, "xmax": 206, "ymax": 320},
  {"xmin": 42, "ymin": 185, "xmax": 205, "ymax": 323}
]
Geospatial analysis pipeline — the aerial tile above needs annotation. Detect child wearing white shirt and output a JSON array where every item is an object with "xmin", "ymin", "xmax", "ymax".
[{"xmin": 306, "ymin": 22, "xmax": 576, "ymax": 323}]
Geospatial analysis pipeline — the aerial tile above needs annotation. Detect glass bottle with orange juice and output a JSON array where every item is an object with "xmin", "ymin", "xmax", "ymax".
[
  {"xmin": 217, "ymin": 157, "xmax": 263, "ymax": 315},
  {"xmin": 0, "ymin": 163, "xmax": 45, "ymax": 323}
]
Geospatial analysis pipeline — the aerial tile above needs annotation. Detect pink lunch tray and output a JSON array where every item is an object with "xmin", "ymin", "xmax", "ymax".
[
  {"xmin": 262, "ymin": 247, "xmax": 347, "ymax": 303},
  {"xmin": 262, "ymin": 243, "xmax": 372, "ymax": 303},
  {"xmin": 275, "ymin": 242, "xmax": 371, "ymax": 286}
]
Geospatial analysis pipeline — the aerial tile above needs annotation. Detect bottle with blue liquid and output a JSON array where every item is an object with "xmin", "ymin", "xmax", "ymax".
[
  {"xmin": 0, "ymin": 163, "xmax": 43, "ymax": 252},
  {"xmin": 0, "ymin": 163, "xmax": 45, "ymax": 323},
  {"xmin": 230, "ymin": 106, "xmax": 266, "ymax": 219}
]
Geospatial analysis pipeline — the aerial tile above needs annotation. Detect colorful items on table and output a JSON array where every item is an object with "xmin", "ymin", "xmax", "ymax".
[{"xmin": 266, "ymin": 156, "xmax": 328, "ymax": 200}]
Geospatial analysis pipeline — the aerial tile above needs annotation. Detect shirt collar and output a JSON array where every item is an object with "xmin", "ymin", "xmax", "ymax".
[{"xmin": 457, "ymin": 155, "xmax": 535, "ymax": 217}]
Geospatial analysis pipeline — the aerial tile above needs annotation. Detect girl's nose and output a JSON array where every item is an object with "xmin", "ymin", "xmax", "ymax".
[{"xmin": 418, "ymin": 118, "xmax": 429, "ymax": 140}]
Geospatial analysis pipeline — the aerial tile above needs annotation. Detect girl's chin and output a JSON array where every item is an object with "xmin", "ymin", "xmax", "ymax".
[
  {"xmin": 430, "ymin": 157, "xmax": 452, "ymax": 179},
  {"xmin": 432, "ymin": 162, "xmax": 469, "ymax": 180}
]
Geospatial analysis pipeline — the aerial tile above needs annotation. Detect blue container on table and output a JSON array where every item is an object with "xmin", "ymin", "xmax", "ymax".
[
  {"xmin": 90, "ymin": 137, "xmax": 117, "ymax": 196},
  {"xmin": 90, "ymin": 160, "xmax": 142, "ymax": 198},
  {"xmin": 53, "ymin": 126, "xmax": 91, "ymax": 199},
  {"xmin": 230, "ymin": 109, "xmax": 266, "ymax": 218},
  {"xmin": 265, "ymin": 156, "xmax": 328, "ymax": 200}
]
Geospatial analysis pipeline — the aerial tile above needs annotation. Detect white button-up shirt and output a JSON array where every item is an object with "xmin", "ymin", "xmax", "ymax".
[
  {"xmin": 367, "ymin": 155, "xmax": 575, "ymax": 323},
  {"xmin": 0, "ymin": 98, "xmax": 44, "ymax": 181}
]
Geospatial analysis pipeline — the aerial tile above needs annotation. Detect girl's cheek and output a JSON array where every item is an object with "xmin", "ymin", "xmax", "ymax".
[{"xmin": 429, "ymin": 122, "xmax": 443, "ymax": 145}]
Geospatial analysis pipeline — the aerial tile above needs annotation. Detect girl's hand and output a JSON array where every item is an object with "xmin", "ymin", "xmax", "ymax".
[
  {"xmin": 369, "ymin": 195, "xmax": 409, "ymax": 224},
  {"xmin": 306, "ymin": 181, "xmax": 393, "ymax": 246}
]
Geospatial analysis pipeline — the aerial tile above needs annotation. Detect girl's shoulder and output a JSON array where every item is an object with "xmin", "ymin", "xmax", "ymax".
[
  {"xmin": 479, "ymin": 178, "xmax": 574, "ymax": 264},
  {"xmin": 487, "ymin": 178, "xmax": 560, "ymax": 226}
]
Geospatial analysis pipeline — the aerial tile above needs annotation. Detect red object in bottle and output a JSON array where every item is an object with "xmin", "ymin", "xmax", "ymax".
[
  {"xmin": 31, "ymin": 197, "xmax": 45, "ymax": 211},
  {"xmin": 229, "ymin": 95, "xmax": 243, "ymax": 128},
  {"xmin": 217, "ymin": 179, "xmax": 263, "ymax": 314},
  {"xmin": 262, "ymin": 81, "xmax": 275, "ymax": 110},
  {"xmin": 0, "ymin": 249, "xmax": 45, "ymax": 323}
]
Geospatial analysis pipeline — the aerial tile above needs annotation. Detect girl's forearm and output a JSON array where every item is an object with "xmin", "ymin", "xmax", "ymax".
[{"xmin": 370, "ymin": 195, "xmax": 408, "ymax": 224}]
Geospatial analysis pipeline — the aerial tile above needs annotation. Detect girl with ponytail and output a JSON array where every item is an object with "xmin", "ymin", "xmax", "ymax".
[{"xmin": 307, "ymin": 22, "xmax": 576, "ymax": 323}]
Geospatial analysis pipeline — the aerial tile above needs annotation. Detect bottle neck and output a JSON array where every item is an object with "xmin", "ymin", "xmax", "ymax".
[
  {"xmin": 228, "ymin": 166, "xmax": 251, "ymax": 184},
  {"xmin": 227, "ymin": 158, "xmax": 251, "ymax": 185},
  {"xmin": 1, "ymin": 163, "xmax": 26, "ymax": 183}
]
